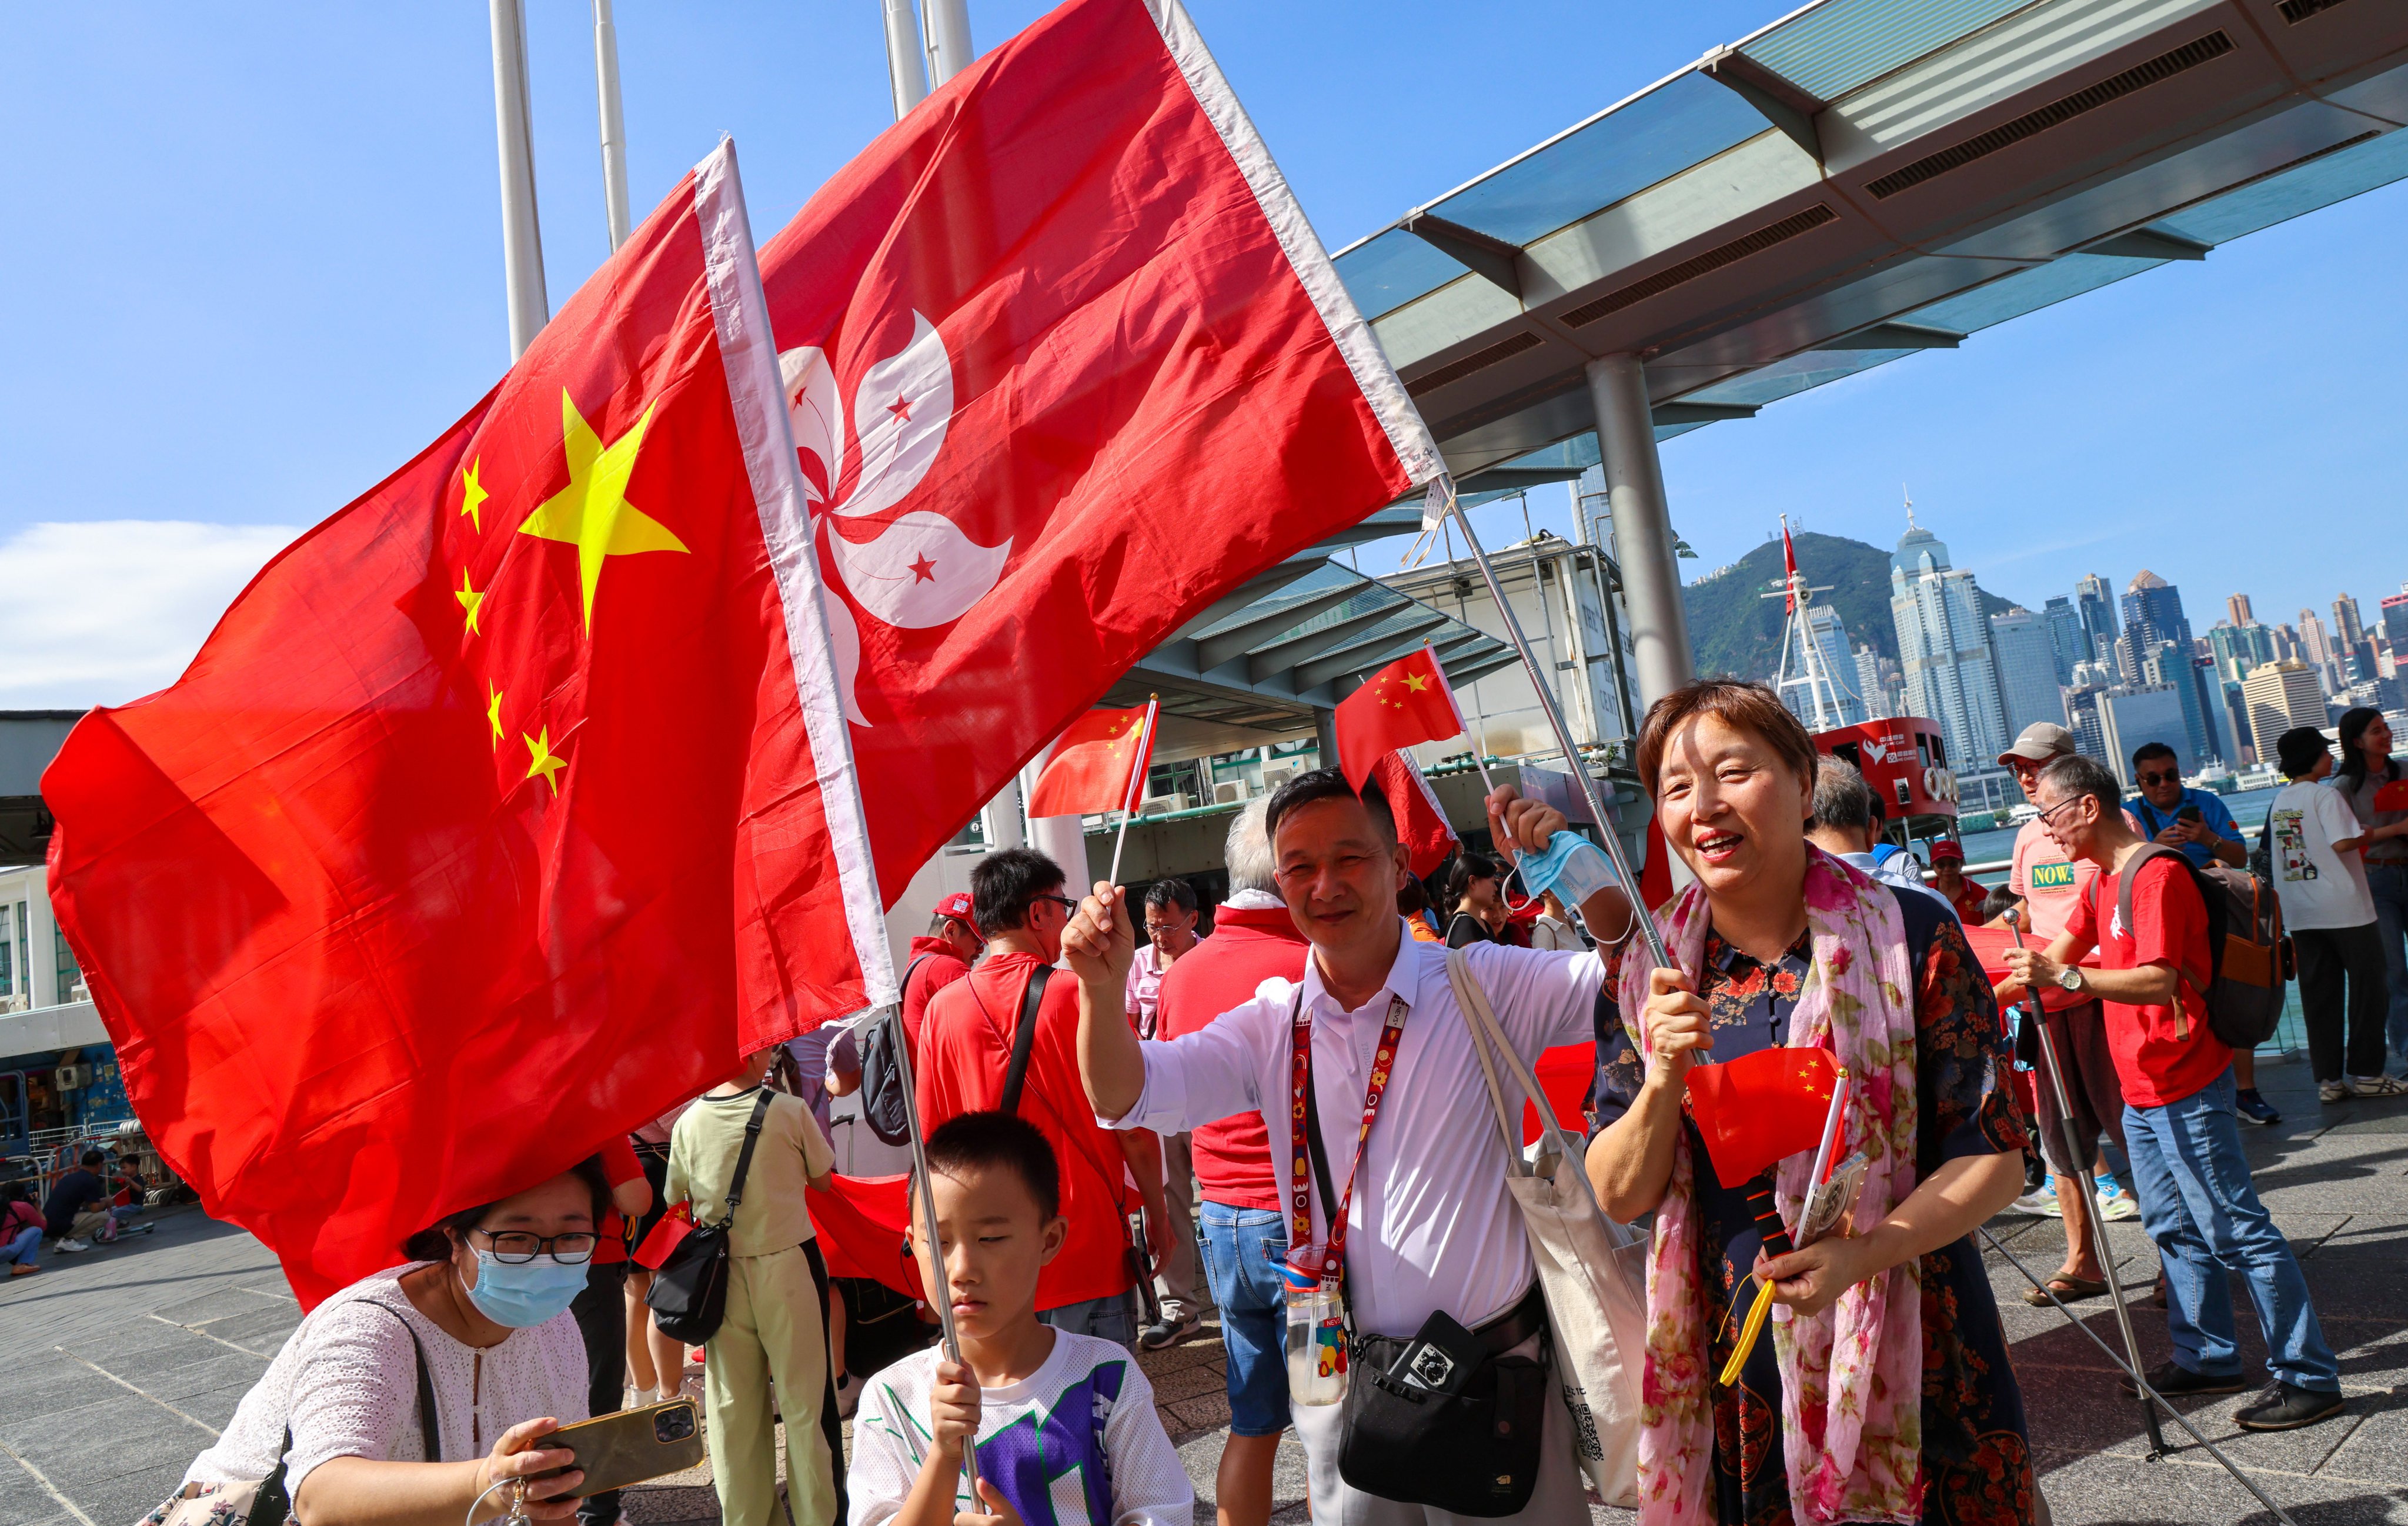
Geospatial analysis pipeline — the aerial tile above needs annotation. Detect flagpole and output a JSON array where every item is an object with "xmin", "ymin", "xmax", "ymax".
[
  {"xmin": 880, "ymin": 999, "xmax": 984, "ymax": 1499},
  {"xmin": 487, "ymin": 0, "xmax": 550, "ymax": 360},
  {"xmin": 1107, "ymin": 696, "xmax": 1158, "ymax": 886},
  {"xmin": 590, "ymin": 0, "xmax": 632, "ymax": 252},
  {"xmin": 1445, "ymin": 498, "xmax": 1672, "ymax": 971}
]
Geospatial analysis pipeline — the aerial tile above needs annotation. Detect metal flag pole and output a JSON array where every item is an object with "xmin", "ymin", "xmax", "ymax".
[
  {"xmin": 487, "ymin": 0, "xmax": 550, "ymax": 360},
  {"xmin": 1428, "ymin": 639, "xmax": 1538, "ymax": 912},
  {"xmin": 881, "ymin": 0, "xmax": 930, "ymax": 119},
  {"xmin": 1444, "ymin": 496, "xmax": 1671, "ymax": 971},
  {"xmin": 879, "ymin": 998, "xmax": 983, "ymax": 1501},
  {"xmin": 590, "ymin": 0, "xmax": 632, "ymax": 251},
  {"xmin": 1107, "ymin": 696, "xmax": 1158, "ymax": 887},
  {"xmin": 2003, "ymin": 909, "xmax": 2165, "ymax": 1456}
]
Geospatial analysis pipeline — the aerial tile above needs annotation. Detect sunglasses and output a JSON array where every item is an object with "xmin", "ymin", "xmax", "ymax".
[{"xmin": 2137, "ymin": 770, "xmax": 2180, "ymax": 786}]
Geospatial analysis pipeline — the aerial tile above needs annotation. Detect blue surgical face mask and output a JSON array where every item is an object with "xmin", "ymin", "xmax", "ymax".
[
  {"xmin": 1516, "ymin": 830, "xmax": 1617, "ymax": 908},
  {"xmin": 460, "ymin": 1250, "xmax": 587, "ymax": 1328}
]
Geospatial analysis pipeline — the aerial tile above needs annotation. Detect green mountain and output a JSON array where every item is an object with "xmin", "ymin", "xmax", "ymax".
[{"xmin": 1681, "ymin": 530, "xmax": 2014, "ymax": 683}]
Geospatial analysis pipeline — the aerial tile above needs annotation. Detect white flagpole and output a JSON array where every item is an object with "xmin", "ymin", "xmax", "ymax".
[
  {"xmin": 590, "ymin": 0, "xmax": 632, "ymax": 251},
  {"xmin": 1107, "ymin": 696, "xmax": 1158, "ymax": 886},
  {"xmin": 1445, "ymin": 496, "xmax": 1672, "ymax": 971}
]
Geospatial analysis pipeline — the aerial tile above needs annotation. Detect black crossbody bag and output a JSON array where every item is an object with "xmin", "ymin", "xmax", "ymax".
[
  {"xmin": 647, "ymin": 1089, "xmax": 774, "ymax": 1343},
  {"xmin": 1305, "ymin": 1040, "xmax": 1552, "ymax": 1518}
]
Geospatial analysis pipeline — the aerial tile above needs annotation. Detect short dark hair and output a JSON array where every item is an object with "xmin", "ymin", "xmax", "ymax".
[
  {"xmin": 926, "ymin": 910, "xmax": 963, "ymax": 937},
  {"xmin": 2276, "ymin": 726, "xmax": 2331, "ymax": 779},
  {"xmin": 1635, "ymin": 680, "xmax": 1818, "ymax": 796},
  {"xmin": 926, "ymin": 1110, "xmax": 1060, "ymax": 1221},
  {"xmin": 400, "ymin": 1156, "xmax": 612, "ymax": 1262},
  {"xmin": 2132, "ymin": 741, "xmax": 2178, "ymax": 770},
  {"xmin": 1143, "ymin": 879, "xmax": 1197, "ymax": 916},
  {"xmin": 79, "ymin": 1148, "xmax": 106, "ymax": 1168},
  {"xmin": 970, "ymin": 847, "xmax": 1066, "ymax": 939},
  {"xmin": 1264, "ymin": 767, "xmax": 1395, "ymax": 847},
  {"xmin": 2036, "ymin": 752, "xmax": 2119, "ymax": 814}
]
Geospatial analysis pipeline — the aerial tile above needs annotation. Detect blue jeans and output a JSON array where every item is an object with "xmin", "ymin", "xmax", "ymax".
[
  {"xmin": 1198, "ymin": 1202, "xmax": 1290, "ymax": 1438},
  {"xmin": 1038, "ymin": 1288, "xmax": 1139, "ymax": 1351},
  {"xmin": 2124, "ymin": 1074, "xmax": 2339, "ymax": 1391},
  {"xmin": 2366, "ymin": 863, "xmax": 2408, "ymax": 1073},
  {"xmin": 1, "ymin": 1226, "xmax": 38, "ymax": 1267}
]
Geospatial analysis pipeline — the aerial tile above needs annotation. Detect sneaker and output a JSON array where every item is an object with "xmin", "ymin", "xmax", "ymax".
[
  {"xmin": 2234, "ymin": 1087, "xmax": 2282, "ymax": 1126},
  {"xmin": 2348, "ymin": 1074, "xmax": 2408, "ymax": 1098},
  {"xmin": 2009, "ymin": 1181, "xmax": 2059, "ymax": 1216},
  {"xmin": 1138, "ymin": 1305, "xmax": 1201, "ymax": 1350},
  {"xmin": 2093, "ymin": 1174, "xmax": 2140, "ymax": 1222},
  {"xmin": 2119, "ymin": 1360, "xmax": 2245, "ymax": 1399},
  {"xmin": 56, "ymin": 1238, "xmax": 91, "ymax": 1254},
  {"xmin": 2319, "ymin": 1079, "xmax": 2350, "ymax": 1104},
  {"xmin": 2235, "ymin": 1381, "xmax": 2345, "ymax": 1431},
  {"xmin": 623, "ymin": 1386, "xmax": 654, "ymax": 1410}
]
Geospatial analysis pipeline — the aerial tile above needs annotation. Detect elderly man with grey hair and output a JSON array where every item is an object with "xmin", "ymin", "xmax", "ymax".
[
  {"xmin": 1806, "ymin": 755, "xmax": 1956, "ymax": 914},
  {"xmin": 1150, "ymin": 798, "xmax": 1307, "ymax": 1526}
]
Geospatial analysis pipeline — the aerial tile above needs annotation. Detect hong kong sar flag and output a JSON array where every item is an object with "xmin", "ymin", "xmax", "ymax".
[
  {"xmin": 757, "ymin": 0, "xmax": 1448, "ymax": 895},
  {"xmin": 42, "ymin": 142, "xmax": 894, "ymax": 1305}
]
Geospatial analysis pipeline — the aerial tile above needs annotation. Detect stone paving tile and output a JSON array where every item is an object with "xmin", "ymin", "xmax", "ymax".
[{"xmin": 1147, "ymin": 1360, "xmax": 1231, "ymax": 1405}]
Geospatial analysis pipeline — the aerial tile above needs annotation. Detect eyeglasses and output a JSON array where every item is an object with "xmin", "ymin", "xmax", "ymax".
[
  {"xmin": 2137, "ymin": 770, "xmax": 2180, "ymax": 786},
  {"xmin": 470, "ymin": 1228, "xmax": 599, "ymax": 1264},
  {"xmin": 2035, "ymin": 794, "xmax": 2090, "ymax": 829},
  {"xmin": 1034, "ymin": 894, "xmax": 1078, "ymax": 914}
]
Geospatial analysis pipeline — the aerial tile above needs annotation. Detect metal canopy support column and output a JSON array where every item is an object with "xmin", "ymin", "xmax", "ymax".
[
  {"xmin": 489, "ymin": 0, "xmax": 550, "ymax": 360},
  {"xmin": 1314, "ymin": 708, "xmax": 1341, "ymax": 776},
  {"xmin": 1586, "ymin": 353, "xmax": 1693, "ymax": 706}
]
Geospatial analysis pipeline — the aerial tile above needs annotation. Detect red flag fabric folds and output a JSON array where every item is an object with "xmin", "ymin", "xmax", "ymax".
[
  {"xmin": 808, "ymin": 1174, "xmax": 925, "ymax": 1302},
  {"xmin": 1026, "ymin": 705, "xmax": 1155, "ymax": 818},
  {"xmin": 755, "ymin": 0, "xmax": 1444, "ymax": 899},
  {"xmin": 43, "ymin": 143, "xmax": 892, "ymax": 1305},
  {"xmin": 1335, "ymin": 649, "xmax": 1460, "ymax": 792},
  {"xmin": 1368, "ymin": 749, "xmax": 1458, "ymax": 879},
  {"xmin": 1684, "ymin": 1047, "xmax": 1841, "ymax": 1187}
]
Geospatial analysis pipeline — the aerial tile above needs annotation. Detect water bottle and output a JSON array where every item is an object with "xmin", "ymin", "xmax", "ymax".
[{"xmin": 1282, "ymin": 1246, "xmax": 1348, "ymax": 1405}]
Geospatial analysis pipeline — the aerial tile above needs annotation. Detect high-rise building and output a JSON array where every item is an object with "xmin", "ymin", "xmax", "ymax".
[
  {"xmin": 2242, "ymin": 659, "xmax": 2327, "ymax": 749},
  {"xmin": 2334, "ymin": 593, "xmax": 2367, "ymax": 648},
  {"xmin": 2098, "ymin": 686, "xmax": 2192, "ymax": 785},
  {"xmin": 1990, "ymin": 607, "xmax": 2066, "ymax": 740},
  {"xmin": 2121, "ymin": 572, "xmax": 2217, "ymax": 763},
  {"xmin": 1854, "ymin": 646, "xmax": 1902, "ymax": 717},
  {"xmin": 2299, "ymin": 607, "xmax": 2335, "ymax": 674},
  {"xmin": 2227, "ymin": 592, "xmax": 2255, "ymax": 627},
  {"xmin": 2064, "ymin": 681, "xmax": 2111, "ymax": 764},
  {"xmin": 1891, "ymin": 518, "xmax": 2009, "ymax": 770},
  {"xmin": 2271, "ymin": 622, "xmax": 2306, "ymax": 665},
  {"xmin": 2207, "ymin": 621, "xmax": 2276, "ymax": 683},
  {"xmin": 1779, "ymin": 604, "xmax": 1866, "ymax": 729},
  {"xmin": 2043, "ymin": 596, "xmax": 2088, "ymax": 685},
  {"xmin": 2074, "ymin": 573, "xmax": 2119, "ymax": 665},
  {"xmin": 2382, "ymin": 590, "xmax": 2408, "ymax": 666},
  {"xmin": 2220, "ymin": 679, "xmax": 2254, "ymax": 763}
]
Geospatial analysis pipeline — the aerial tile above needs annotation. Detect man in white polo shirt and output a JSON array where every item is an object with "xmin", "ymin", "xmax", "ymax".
[{"xmin": 1063, "ymin": 766, "xmax": 1635, "ymax": 1526}]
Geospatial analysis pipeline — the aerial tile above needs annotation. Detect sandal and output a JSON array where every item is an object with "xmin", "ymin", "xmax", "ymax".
[{"xmin": 2024, "ymin": 1275, "xmax": 2109, "ymax": 1305}]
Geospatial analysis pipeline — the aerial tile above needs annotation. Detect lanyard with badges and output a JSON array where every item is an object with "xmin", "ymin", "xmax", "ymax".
[{"xmin": 1282, "ymin": 991, "xmax": 1408, "ymax": 1406}]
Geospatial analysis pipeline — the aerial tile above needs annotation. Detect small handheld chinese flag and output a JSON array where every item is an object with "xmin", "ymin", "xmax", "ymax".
[
  {"xmin": 1027, "ymin": 703, "xmax": 1157, "ymax": 817},
  {"xmin": 1335, "ymin": 647, "xmax": 1460, "ymax": 790},
  {"xmin": 2375, "ymin": 779, "xmax": 2408, "ymax": 812},
  {"xmin": 1684, "ymin": 1046, "xmax": 1841, "ymax": 1187}
]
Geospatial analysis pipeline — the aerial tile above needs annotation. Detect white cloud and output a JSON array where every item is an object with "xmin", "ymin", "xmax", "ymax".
[{"xmin": 0, "ymin": 520, "xmax": 303, "ymax": 707}]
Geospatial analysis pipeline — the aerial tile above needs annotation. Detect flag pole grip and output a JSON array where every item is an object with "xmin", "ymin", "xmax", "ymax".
[
  {"xmin": 877, "ymin": 999, "xmax": 983, "ymax": 1495},
  {"xmin": 1444, "ymin": 498, "xmax": 1671, "ymax": 971}
]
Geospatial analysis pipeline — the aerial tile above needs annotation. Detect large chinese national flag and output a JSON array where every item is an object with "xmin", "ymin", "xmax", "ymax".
[
  {"xmin": 756, "ymin": 0, "xmax": 1446, "ymax": 897},
  {"xmin": 43, "ymin": 143, "xmax": 893, "ymax": 1305}
]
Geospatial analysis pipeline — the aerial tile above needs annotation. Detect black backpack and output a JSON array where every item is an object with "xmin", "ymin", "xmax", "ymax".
[
  {"xmin": 859, "ymin": 953, "xmax": 940, "ymax": 1147},
  {"xmin": 646, "ymin": 1089, "xmax": 773, "ymax": 1343},
  {"xmin": 2097, "ymin": 844, "xmax": 2236, "ymax": 1045}
]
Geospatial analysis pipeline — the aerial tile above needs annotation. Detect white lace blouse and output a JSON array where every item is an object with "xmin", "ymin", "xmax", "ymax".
[{"xmin": 184, "ymin": 1263, "xmax": 589, "ymax": 1498}]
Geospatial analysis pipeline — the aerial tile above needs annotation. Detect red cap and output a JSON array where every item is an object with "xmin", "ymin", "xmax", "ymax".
[
  {"xmin": 936, "ymin": 891, "xmax": 974, "ymax": 921},
  {"xmin": 1929, "ymin": 839, "xmax": 1964, "ymax": 861}
]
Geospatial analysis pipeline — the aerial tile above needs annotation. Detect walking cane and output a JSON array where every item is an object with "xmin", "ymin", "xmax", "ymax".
[{"xmin": 2003, "ymin": 909, "xmax": 2166, "ymax": 1458}]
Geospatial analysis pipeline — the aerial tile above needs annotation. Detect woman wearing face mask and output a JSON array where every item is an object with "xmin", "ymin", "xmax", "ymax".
[{"xmin": 149, "ymin": 1162, "xmax": 606, "ymax": 1526}]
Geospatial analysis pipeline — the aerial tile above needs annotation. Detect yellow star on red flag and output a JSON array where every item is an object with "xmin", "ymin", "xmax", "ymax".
[{"xmin": 517, "ymin": 390, "xmax": 689, "ymax": 632}]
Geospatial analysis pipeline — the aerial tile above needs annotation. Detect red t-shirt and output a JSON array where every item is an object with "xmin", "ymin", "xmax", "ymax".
[
  {"xmin": 917, "ymin": 951, "xmax": 1135, "ymax": 1310},
  {"xmin": 901, "ymin": 937, "xmax": 970, "ymax": 1056},
  {"xmin": 1154, "ymin": 903, "xmax": 1307, "ymax": 1211},
  {"xmin": 2062, "ymin": 853, "xmax": 2229, "ymax": 1107},
  {"xmin": 593, "ymin": 1134, "xmax": 647, "ymax": 1266}
]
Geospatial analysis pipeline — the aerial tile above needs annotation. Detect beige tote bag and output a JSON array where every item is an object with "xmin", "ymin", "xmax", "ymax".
[{"xmin": 1447, "ymin": 948, "xmax": 1649, "ymax": 1508}]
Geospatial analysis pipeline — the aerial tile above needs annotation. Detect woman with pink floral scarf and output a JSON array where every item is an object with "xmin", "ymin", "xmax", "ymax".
[{"xmin": 1585, "ymin": 682, "xmax": 2037, "ymax": 1526}]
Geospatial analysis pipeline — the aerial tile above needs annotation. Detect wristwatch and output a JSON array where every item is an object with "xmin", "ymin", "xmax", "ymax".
[{"xmin": 2055, "ymin": 965, "xmax": 2086, "ymax": 995}]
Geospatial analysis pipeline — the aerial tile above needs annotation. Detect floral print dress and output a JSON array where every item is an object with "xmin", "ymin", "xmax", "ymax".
[{"xmin": 1592, "ymin": 887, "xmax": 2036, "ymax": 1526}]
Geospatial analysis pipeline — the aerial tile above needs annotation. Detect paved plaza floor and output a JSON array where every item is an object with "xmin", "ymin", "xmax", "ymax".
[{"xmin": 4, "ymin": 1050, "xmax": 2402, "ymax": 1525}]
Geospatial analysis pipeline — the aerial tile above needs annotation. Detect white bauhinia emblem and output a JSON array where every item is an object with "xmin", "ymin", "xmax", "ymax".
[{"xmin": 780, "ymin": 313, "xmax": 1011, "ymax": 725}]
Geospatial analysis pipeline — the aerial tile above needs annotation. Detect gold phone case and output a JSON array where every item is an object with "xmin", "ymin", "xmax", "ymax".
[{"xmin": 550, "ymin": 1398, "xmax": 706, "ymax": 1498}]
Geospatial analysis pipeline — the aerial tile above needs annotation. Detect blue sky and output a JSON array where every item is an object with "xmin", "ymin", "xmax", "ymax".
[{"xmin": 0, "ymin": 2, "xmax": 2400, "ymax": 704}]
